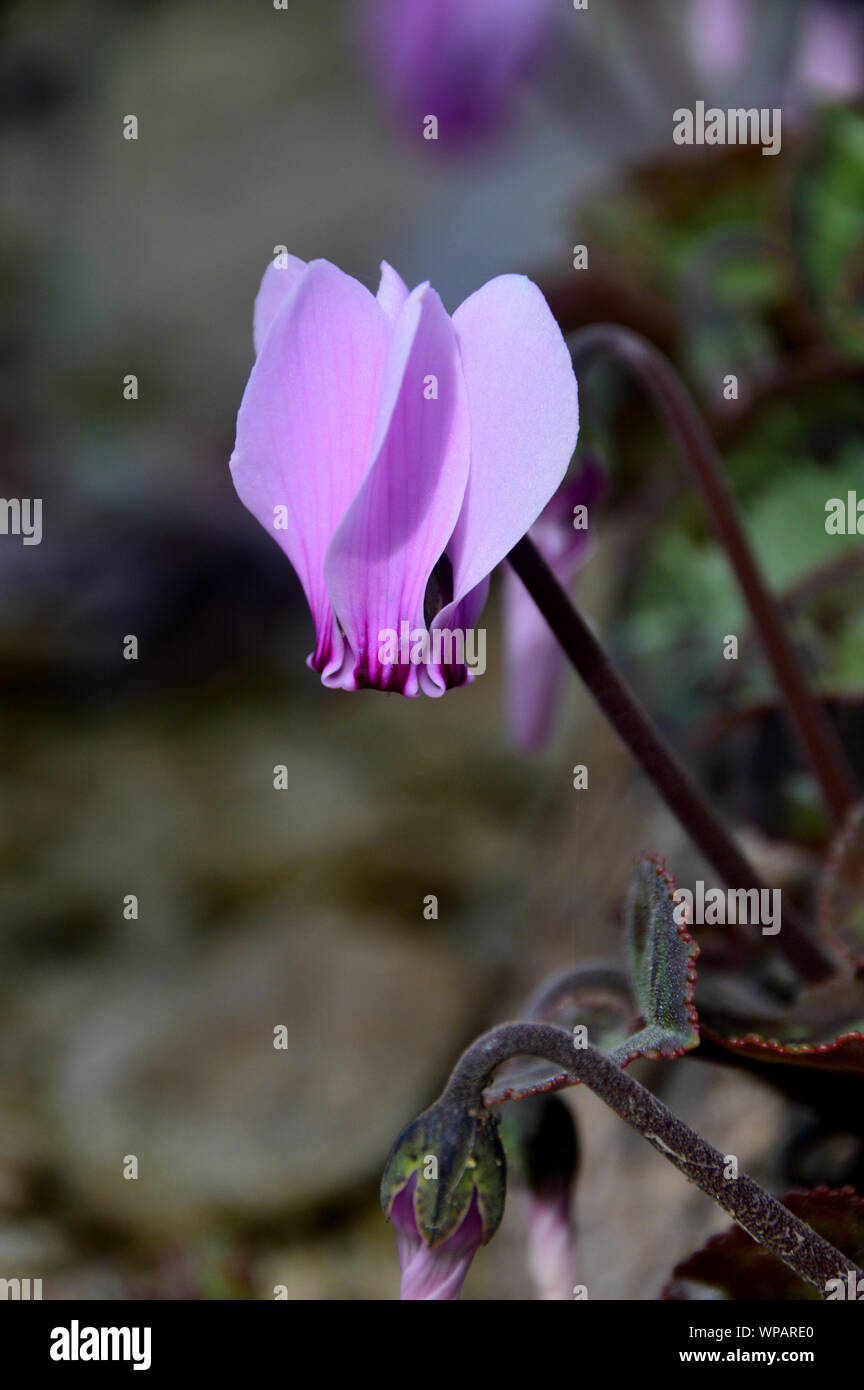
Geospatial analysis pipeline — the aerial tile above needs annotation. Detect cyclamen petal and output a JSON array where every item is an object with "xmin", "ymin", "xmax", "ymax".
[
  {"xmin": 421, "ymin": 576, "xmax": 489, "ymax": 698},
  {"xmin": 324, "ymin": 283, "xmax": 470, "ymax": 695},
  {"xmin": 423, "ymin": 277, "xmax": 578, "ymax": 694},
  {"xmin": 230, "ymin": 260, "xmax": 389, "ymax": 683},
  {"xmin": 229, "ymin": 255, "xmax": 579, "ymax": 697},
  {"xmin": 252, "ymin": 254, "xmax": 308, "ymax": 356},
  {"xmin": 376, "ymin": 260, "xmax": 410, "ymax": 322},
  {"xmin": 446, "ymin": 274, "xmax": 579, "ymax": 604},
  {"xmin": 390, "ymin": 1176, "xmax": 484, "ymax": 1301}
]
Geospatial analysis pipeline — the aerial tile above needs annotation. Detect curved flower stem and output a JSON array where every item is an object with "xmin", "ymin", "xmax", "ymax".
[
  {"xmin": 442, "ymin": 1021, "xmax": 861, "ymax": 1296},
  {"xmin": 507, "ymin": 533, "xmax": 835, "ymax": 984},
  {"xmin": 568, "ymin": 323, "xmax": 857, "ymax": 829}
]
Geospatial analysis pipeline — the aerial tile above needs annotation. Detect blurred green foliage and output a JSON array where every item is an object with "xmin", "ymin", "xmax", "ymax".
[{"xmin": 796, "ymin": 106, "xmax": 864, "ymax": 359}]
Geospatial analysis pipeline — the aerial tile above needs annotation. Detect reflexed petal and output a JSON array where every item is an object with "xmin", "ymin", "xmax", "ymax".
[
  {"xmin": 252, "ymin": 254, "xmax": 308, "ymax": 355},
  {"xmin": 447, "ymin": 274, "xmax": 578, "ymax": 606},
  {"xmin": 230, "ymin": 259, "xmax": 390, "ymax": 682},
  {"xmin": 423, "ymin": 275, "xmax": 577, "ymax": 696},
  {"xmin": 376, "ymin": 260, "xmax": 410, "ymax": 322},
  {"xmin": 324, "ymin": 283, "xmax": 470, "ymax": 695}
]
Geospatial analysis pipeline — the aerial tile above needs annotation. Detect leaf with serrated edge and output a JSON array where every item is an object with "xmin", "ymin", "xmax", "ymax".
[
  {"xmin": 702, "ymin": 974, "xmax": 864, "ymax": 1072},
  {"xmin": 483, "ymin": 858, "xmax": 699, "ymax": 1108},
  {"xmin": 662, "ymin": 1187, "xmax": 864, "ymax": 1300},
  {"xmin": 609, "ymin": 855, "xmax": 700, "ymax": 1065}
]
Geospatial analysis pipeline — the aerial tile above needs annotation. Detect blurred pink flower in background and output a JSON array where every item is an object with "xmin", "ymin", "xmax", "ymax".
[
  {"xmin": 796, "ymin": 1, "xmax": 864, "ymax": 100},
  {"xmin": 230, "ymin": 255, "xmax": 578, "ymax": 696},
  {"xmin": 505, "ymin": 459, "xmax": 604, "ymax": 748},
  {"xmin": 689, "ymin": 0, "xmax": 750, "ymax": 79},
  {"xmin": 522, "ymin": 1181, "xmax": 575, "ymax": 1301},
  {"xmin": 689, "ymin": 0, "xmax": 864, "ymax": 102},
  {"xmin": 359, "ymin": 0, "xmax": 559, "ymax": 145}
]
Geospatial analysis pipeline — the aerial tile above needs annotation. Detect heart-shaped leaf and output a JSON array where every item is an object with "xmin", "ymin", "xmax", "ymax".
[{"xmin": 662, "ymin": 1187, "xmax": 864, "ymax": 1300}]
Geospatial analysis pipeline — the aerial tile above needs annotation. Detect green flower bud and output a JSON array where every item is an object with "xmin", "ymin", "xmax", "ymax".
[{"xmin": 381, "ymin": 1097, "xmax": 506, "ymax": 1249}]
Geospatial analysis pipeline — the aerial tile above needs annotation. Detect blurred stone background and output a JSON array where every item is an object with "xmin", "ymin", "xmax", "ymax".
[{"xmin": 0, "ymin": 0, "xmax": 861, "ymax": 1298}]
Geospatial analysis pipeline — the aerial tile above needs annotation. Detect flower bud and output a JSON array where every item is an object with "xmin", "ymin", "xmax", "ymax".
[{"xmin": 381, "ymin": 1099, "xmax": 506, "ymax": 1299}]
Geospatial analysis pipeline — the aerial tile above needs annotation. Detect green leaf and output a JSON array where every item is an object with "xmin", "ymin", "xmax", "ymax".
[
  {"xmin": 483, "ymin": 861, "xmax": 699, "ymax": 1108},
  {"xmin": 795, "ymin": 107, "xmax": 864, "ymax": 360},
  {"xmin": 662, "ymin": 1188, "xmax": 864, "ymax": 1300},
  {"xmin": 611, "ymin": 856, "xmax": 700, "ymax": 1064}
]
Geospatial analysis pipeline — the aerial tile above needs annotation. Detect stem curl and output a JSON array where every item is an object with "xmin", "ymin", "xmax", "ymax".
[{"xmin": 443, "ymin": 1021, "xmax": 861, "ymax": 1297}]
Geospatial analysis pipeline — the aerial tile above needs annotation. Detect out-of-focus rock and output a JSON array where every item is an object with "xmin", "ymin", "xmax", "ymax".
[{"xmin": 47, "ymin": 912, "xmax": 481, "ymax": 1235}]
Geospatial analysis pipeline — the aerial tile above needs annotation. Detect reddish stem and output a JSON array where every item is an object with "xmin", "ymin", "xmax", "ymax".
[
  {"xmin": 443, "ymin": 1021, "xmax": 861, "ymax": 1297},
  {"xmin": 507, "ymin": 534, "xmax": 836, "ymax": 983},
  {"xmin": 568, "ymin": 324, "xmax": 857, "ymax": 828}
]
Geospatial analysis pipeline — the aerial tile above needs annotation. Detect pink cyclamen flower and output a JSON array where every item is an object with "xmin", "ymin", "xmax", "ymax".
[
  {"xmin": 522, "ymin": 1182, "xmax": 575, "ymax": 1301},
  {"xmin": 689, "ymin": 0, "xmax": 750, "ymax": 79},
  {"xmin": 690, "ymin": 0, "xmax": 863, "ymax": 104},
  {"xmin": 796, "ymin": 2, "xmax": 864, "ymax": 102},
  {"xmin": 230, "ymin": 255, "xmax": 579, "ymax": 697},
  {"xmin": 504, "ymin": 458, "xmax": 604, "ymax": 747},
  {"xmin": 390, "ymin": 1173, "xmax": 484, "ymax": 1300},
  {"xmin": 500, "ymin": 1092, "xmax": 579, "ymax": 1299},
  {"xmin": 359, "ymin": 0, "xmax": 558, "ymax": 145}
]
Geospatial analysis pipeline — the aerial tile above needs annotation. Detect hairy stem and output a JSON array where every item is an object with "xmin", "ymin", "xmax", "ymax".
[
  {"xmin": 568, "ymin": 323, "xmax": 856, "ymax": 828},
  {"xmin": 507, "ymin": 533, "xmax": 835, "ymax": 983},
  {"xmin": 442, "ymin": 1022, "xmax": 861, "ymax": 1296}
]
